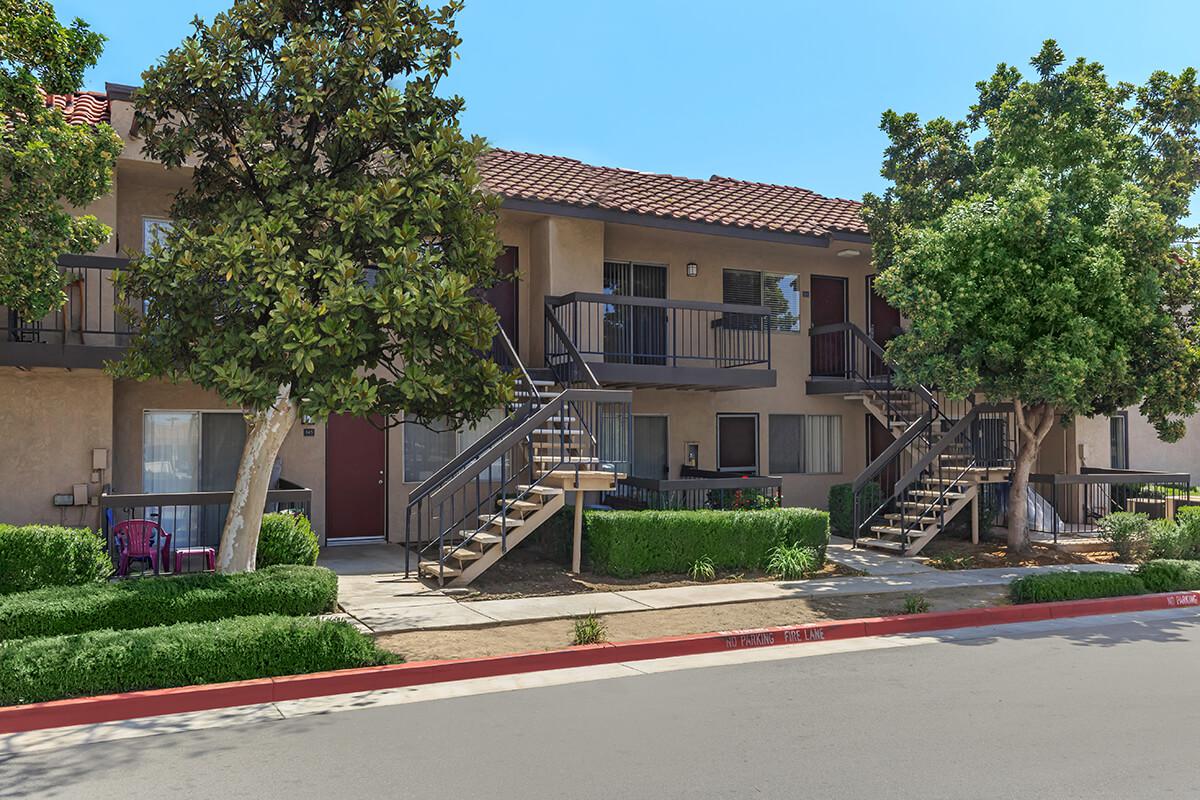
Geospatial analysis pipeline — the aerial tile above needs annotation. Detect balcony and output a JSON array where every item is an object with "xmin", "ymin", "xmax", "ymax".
[
  {"xmin": 545, "ymin": 293, "xmax": 776, "ymax": 390},
  {"xmin": 0, "ymin": 255, "xmax": 133, "ymax": 369}
]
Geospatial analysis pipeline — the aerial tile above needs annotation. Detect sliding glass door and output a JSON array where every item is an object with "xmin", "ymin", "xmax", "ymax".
[{"xmin": 603, "ymin": 261, "xmax": 667, "ymax": 365}]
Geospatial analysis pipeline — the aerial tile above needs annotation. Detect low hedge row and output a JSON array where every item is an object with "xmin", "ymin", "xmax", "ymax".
[
  {"xmin": 0, "ymin": 565, "xmax": 337, "ymax": 640},
  {"xmin": 1008, "ymin": 571, "xmax": 1148, "ymax": 604},
  {"xmin": 1009, "ymin": 561, "xmax": 1200, "ymax": 604},
  {"xmin": 0, "ymin": 614, "xmax": 398, "ymax": 706},
  {"xmin": 0, "ymin": 524, "xmax": 110, "ymax": 594},
  {"xmin": 584, "ymin": 507, "xmax": 829, "ymax": 578}
]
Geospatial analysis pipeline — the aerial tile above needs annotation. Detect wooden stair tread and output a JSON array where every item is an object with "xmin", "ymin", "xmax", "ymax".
[
  {"xmin": 419, "ymin": 560, "xmax": 461, "ymax": 578},
  {"xmin": 443, "ymin": 546, "xmax": 482, "ymax": 561},
  {"xmin": 501, "ymin": 499, "xmax": 541, "ymax": 512},
  {"xmin": 479, "ymin": 514, "xmax": 526, "ymax": 527},
  {"xmin": 856, "ymin": 538, "xmax": 907, "ymax": 552},
  {"xmin": 518, "ymin": 485, "xmax": 564, "ymax": 496}
]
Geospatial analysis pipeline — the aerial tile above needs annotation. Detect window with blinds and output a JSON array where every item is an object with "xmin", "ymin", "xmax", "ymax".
[
  {"xmin": 768, "ymin": 414, "xmax": 842, "ymax": 474},
  {"xmin": 717, "ymin": 414, "xmax": 758, "ymax": 472},
  {"xmin": 722, "ymin": 268, "xmax": 800, "ymax": 332}
]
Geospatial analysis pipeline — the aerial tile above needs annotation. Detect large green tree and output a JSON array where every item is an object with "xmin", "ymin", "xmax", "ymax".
[
  {"xmin": 865, "ymin": 40, "xmax": 1200, "ymax": 552},
  {"xmin": 114, "ymin": 0, "xmax": 511, "ymax": 572},
  {"xmin": 0, "ymin": 0, "xmax": 121, "ymax": 319}
]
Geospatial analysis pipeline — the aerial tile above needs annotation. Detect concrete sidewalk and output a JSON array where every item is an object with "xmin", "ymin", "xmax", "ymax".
[{"xmin": 321, "ymin": 541, "xmax": 1131, "ymax": 635}]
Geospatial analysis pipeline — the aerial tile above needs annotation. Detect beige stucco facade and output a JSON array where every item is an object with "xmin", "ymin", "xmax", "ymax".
[{"xmin": 6, "ymin": 91, "xmax": 1200, "ymax": 546}]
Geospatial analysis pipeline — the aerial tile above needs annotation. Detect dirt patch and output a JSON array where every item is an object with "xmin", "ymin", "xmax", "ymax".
[
  {"xmin": 452, "ymin": 548, "xmax": 857, "ymax": 601},
  {"xmin": 376, "ymin": 584, "xmax": 1007, "ymax": 662},
  {"xmin": 920, "ymin": 538, "xmax": 1123, "ymax": 569}
]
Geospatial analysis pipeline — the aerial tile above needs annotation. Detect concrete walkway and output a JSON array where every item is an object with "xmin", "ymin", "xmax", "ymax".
[{"xmin": 319, "ymin": 541, "xmax": 1131, "ymax": 635}]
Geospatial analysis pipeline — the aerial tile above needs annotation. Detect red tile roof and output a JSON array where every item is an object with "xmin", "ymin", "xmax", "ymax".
[
  {"xmin": 479, "ymin": 149, "xmax": 867, "ymax": 239},
  {"xmin": 42, "ymin": 90, "xmax": 110, "ymax": 125}
]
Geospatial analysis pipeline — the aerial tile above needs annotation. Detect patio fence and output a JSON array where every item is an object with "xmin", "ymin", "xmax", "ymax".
[
  {"xmin": 1023, "ymin": 468, "xmax": 1192, "ymax": 543},
  {"xmin": 100, "ymin": 480, "xmax": 312, "ymax": 575},
  {"xmin": 608, "ymin": 475, "xmax": 783, "ymax": 511}
]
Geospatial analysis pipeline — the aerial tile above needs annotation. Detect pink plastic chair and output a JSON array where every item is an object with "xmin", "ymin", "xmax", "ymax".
[{"xmin": 114, "ymin": 520, "xmax": 172, "ymax": 576}]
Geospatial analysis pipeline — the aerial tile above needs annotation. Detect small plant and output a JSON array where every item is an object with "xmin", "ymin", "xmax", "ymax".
[
  {"xmin": 572, "ymin": 613, "xmax": 607, "ymax": 646},
  {"xmin": 925, "ymin": 554, "xmax": 976, "ymax": 570},
  {"xmin": 688, "ymin": 556, "xmax": 717, "ymax": 582},
  {"xmin": 902, "ymin": 594, "xmax": 931, "ymax": 614},
  {"xmin": 765, "ymin": 543, "xmax": 818, "ymax": 580},
  {"xmin": 1098, "ymin": 512, "xmax": 1152, "ymax": 562}
]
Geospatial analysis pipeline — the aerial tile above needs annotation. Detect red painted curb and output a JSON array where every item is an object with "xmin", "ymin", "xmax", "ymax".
[{"xmin": 3, "ymin": 589, "xmax": 1198, "ymax": 735}]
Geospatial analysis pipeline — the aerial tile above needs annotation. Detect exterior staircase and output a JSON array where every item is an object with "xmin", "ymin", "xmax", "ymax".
[
  {"xmin": 405, "ymin": 327, "xmax": 631, "ymax": 587},
  {"xmin": 815, "ymin": 323, "xmax": 1016, "ymax": 556}
]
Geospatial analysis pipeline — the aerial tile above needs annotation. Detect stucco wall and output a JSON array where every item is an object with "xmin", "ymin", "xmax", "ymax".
[
  {"xmin": 0, "ymin": 369, "xmax": 113, "ymax": 529},
  {"xmin": 1128, "ymin": 410, "xmax": 1200, "ymax": 481}
]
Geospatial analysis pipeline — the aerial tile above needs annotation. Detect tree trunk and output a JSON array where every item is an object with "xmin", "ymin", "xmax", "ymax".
[
  {"xmin": 1007, "ymin": 400, "xmax": 1058, "ymax": 555},
  {"xmin": 216, "ymin": 383, "xmax": 298, "ymax": 574}
]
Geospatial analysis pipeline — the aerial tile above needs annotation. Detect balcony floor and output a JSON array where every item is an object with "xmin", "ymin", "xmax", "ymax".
[{"xmin": 590, "ymin": 361, "xmax": 776, "ymax": 391}]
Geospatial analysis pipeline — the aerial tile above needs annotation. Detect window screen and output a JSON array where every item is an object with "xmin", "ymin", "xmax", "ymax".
[
  {"xmin": 768, "ymin": 415, "xmax": 804, "ymax": 473},
  {"xmin": 717, "ymin": 415, "xmax": 758, "ymax": 472}
]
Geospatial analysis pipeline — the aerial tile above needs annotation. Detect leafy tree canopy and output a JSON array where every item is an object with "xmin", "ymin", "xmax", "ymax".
[
  {"xmin": 0, "ymin": 0, "xmax": 121, "ymax": 318},
  {"xmin": 865, "ymin": 40, "xmax": 1200, "ymax": 442},
  {"xmin": 114, "ymin": 0, "xmax": 510, "ymax": 429}
]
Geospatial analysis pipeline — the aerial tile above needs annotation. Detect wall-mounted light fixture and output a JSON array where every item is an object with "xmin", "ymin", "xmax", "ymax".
[
  {"xmin": 836, "ymin": 248, "xmax": 862, "ymax": 258},
  {"xmin": 686, "ymin": 262, "xmax": 699, "ymax": 277}
]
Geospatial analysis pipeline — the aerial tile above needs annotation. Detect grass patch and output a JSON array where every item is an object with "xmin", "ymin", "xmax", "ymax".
[
  {"xmin": 0, "ymin": 565, "xmax": 337, "ymax": 640},
  {"xmin": 902, "ymin": 594, "xmax": 931, "ymax": 614},
  {"xmin": 688, "ymin": 556, "xmax": 716, "ymax": 582},
  {"xmin": 764, "ymin": 543, "xmax": 819, "ymax": 580},
  {"xmin": 0, "ymin": 614, "xmax": 397, "ymax": 706}
]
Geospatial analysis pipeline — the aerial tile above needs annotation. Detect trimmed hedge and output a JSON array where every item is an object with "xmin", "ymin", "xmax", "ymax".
[
  {"xmin": 0, "ymin": 615, "xmax": 398, "ymax": 706},
  {"xmin": 0, "ymin": 565, "xmax": 337, "ymax": 640},
  {"xmin": 828, "ymin": 483, "xmax": 882, "ymax": 538},
  {"xmin": 584, "ymin": 507, "xmax": 829, "ymax": 578},
  {"xmin": 1134, "ymin": 559, "xmax": 1200, "ymax": 593},
  {"xmin": 256, "ymin": 512, "xmax": 319, "ymax": 569},
  {"xmin": 0, "ymin": 524, "xmax": 110, "ymax": 594},
  {"xmin": 1009, "ymin": 571, "xmax": 1148, "ymax": 604}
]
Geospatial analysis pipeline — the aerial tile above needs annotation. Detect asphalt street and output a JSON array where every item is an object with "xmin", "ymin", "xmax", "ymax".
[{"xmin": 4, "ymin": 610, "xmax": 1200, "ymax": 799}]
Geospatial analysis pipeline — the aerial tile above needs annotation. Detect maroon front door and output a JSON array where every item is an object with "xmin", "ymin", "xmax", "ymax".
[
  {"xmin": 484, "ymin": 246, "xmax": 519, "ymax": 353},
  {"xmin": 326, "ymin": 414, "xmax": 386, "ymax": 540},
  {"xmin": 867, "ymin": 275, "xmax": 902, "ymax": 377},
  {"xmin": 810, "ymin": 275, "xmax": 848, "ymax": 377}
]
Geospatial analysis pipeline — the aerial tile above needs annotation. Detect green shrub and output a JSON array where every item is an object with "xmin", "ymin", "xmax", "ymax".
[
  {"xmin": 0, "ymin": 614, "xmax": 397, "ymax": 706},
  {"xmin": 1133, "ymin": 559, "xmax": 1200, "ymax": 593},
  {"xmin": 765, "ymin": 544, "xmax": 819, "ymax": 580},
  {"xmin": 1098, "ymin": 512, "xmax": 1151, "ymax": 562},
  {"xmin": 0, "ymin": 524, "xmax": 110, "ymax": 594},
  {"xmin": 688, "ymin": 556, "xmax": 716, "ymax": 582},
  {"xmin": 584, "ymin": 507, "xmax": 829, "ymax": 578},
  {"xmin": 902, "ymin": 594, "xmax": 931, "ymax": 614},
  {"xmin": 828, "ymin": 483, "xmax": 882, "ymax": 538},
  {"xmin": 1009, "ymin": 571, "xmax": 1148, "ymax": 604},
  {"xmin": 1157, "ymin": 508, "xmax": 1200, "ymax": 560},
  {"xmin": 0, "ymin": 565, "xmax": 337, "ymax": 640},
  {"xmin": 571, "ymin": 613, "xmax": 607, "ymax": 646},
  {"xmin": 256, "ymin": 512, "xmax": 319, "ymax": 568}
]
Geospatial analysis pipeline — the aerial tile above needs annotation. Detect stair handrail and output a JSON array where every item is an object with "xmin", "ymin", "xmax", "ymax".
[
  {"xmin": 544, "ymin": 298, "xmax": 600, "ymax": 389},
  {"xmin": 495, "ymin": 322, "xmax": 541, "ymax": 411},
  {"xmin": 852, "ymin": 411, "xmax": 933, "ymax": 495}
]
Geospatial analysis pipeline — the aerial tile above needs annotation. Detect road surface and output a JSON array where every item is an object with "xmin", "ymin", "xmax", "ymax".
[{"xmin": 4, "ymin": 609, "xmax": 1200, "ymax": 799}]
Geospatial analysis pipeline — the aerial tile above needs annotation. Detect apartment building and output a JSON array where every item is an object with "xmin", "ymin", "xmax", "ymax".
[{"xmin": 1, "ymin": 86, "xmax": 1193, "ymax": 566}]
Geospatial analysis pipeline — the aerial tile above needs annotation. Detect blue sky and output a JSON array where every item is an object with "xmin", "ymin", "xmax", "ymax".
[{"xmin": 59, "ymin": 0, "xmax": 1200, "ymax": 208}]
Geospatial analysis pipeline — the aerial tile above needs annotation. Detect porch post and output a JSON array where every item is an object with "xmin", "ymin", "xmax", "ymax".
[
  {"xmin": 971, "ymin": 490, "xmax": 980, "ymax": 545},
  {"xmin": 571, "ymin": 480, "xmax": 584, "ymax": 574}
]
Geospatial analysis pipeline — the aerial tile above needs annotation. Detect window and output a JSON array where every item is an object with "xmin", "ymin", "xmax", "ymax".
[
  {"xmin": 722, "ymin": 268, "xmax": 801, "ymax": 332},
  {"xmin": 717, "ymin": 414, "xmax": 759, "ymax": 472},
  {"xmin": 768, "ymin": 414, "xmax": 843, "ymax": 474},
  {"xmin": 143, "ymin": 218, "xmax": 173, "ymax": 251},
  {"xmin": 1110, "ymin": 414, "xmax": 1129, "ymax": 470},
  {"xmin": 403, "ymin": 410, "xmax": 506, "ymax": 482}
]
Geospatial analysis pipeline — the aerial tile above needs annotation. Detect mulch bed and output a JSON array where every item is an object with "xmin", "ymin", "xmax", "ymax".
[
  {"xmin": 920, "ymin": 537, "xmax": 1124, "ymax": 569},
  {"xmin": 453, "ymin": 548, "xmax": 860, "ymax": 601}
]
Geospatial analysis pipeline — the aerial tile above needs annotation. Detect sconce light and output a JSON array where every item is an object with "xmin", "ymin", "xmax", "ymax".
[
  {"xmin": 686, "ymin": 262, "xmax": 699, "ymax": 277},
  {"xmin": 836, "ymin": 248, "xmax": 862, "ymax": 258}
]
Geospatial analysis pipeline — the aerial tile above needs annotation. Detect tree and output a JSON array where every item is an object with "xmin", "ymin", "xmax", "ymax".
[
  {"xmin": 0, "ymin": 0, "xmax": 121, "ymax": 319},
  {"xmin": 864, "ymin": 40, "xmax": 1200, "ymax": 552},
  {"xmin": 114, "ymin": 0, "xmax": 511, "ymax": 572}
]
